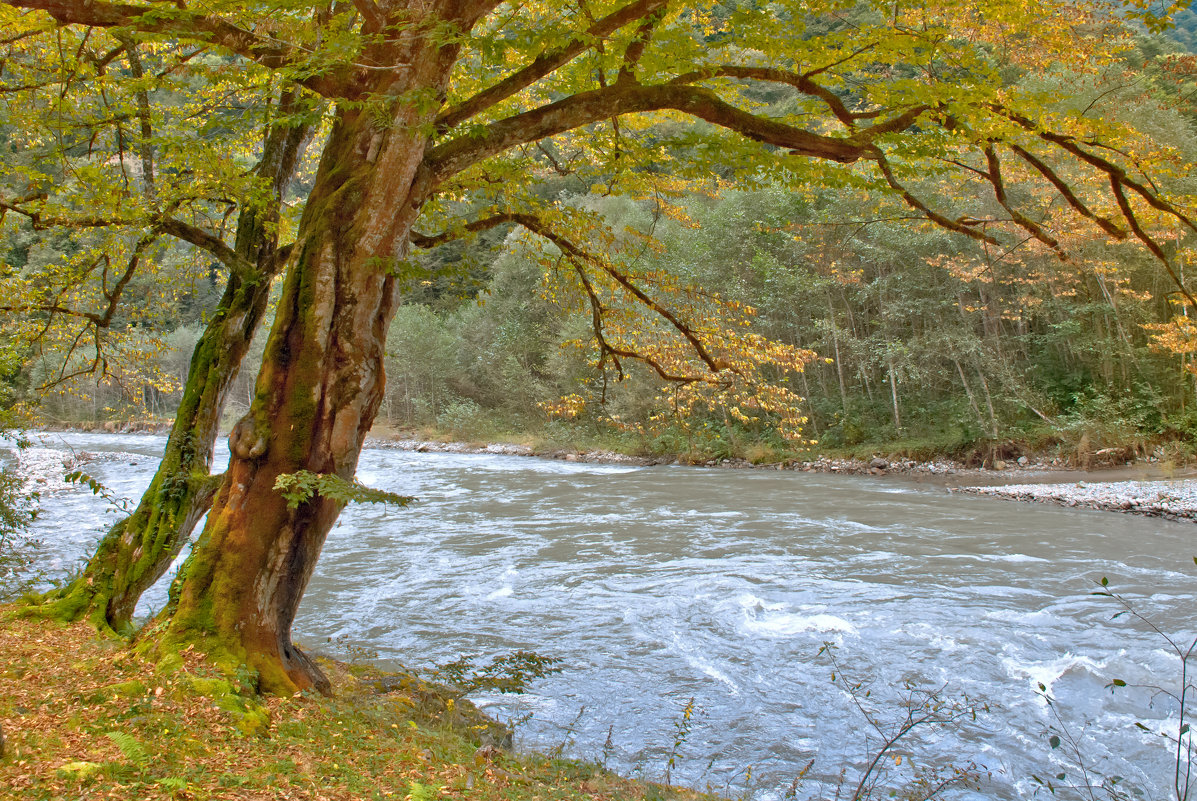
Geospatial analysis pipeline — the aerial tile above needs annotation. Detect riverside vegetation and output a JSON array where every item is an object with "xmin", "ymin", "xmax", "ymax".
[
  {"xmin": 10, "ymin": 8, "xmax": 1197, "ymax": 475},
  {"xmin": 0, "ymin": 613, "xmax": 720, "ymax": 801}
]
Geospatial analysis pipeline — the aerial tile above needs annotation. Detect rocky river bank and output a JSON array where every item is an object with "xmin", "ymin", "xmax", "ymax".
[
  {"xmin": 372, "ymin": 437, "xmax": 1197, "ymax": 523},
  {"xmin": 951, "ymin": 479, "xmax": 1197, "ymax": 523}
]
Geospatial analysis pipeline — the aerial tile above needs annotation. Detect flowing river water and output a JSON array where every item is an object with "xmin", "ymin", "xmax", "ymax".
[{"xmin": 13, "ymin": 432, "xmax": 1197, "ymax": 800}]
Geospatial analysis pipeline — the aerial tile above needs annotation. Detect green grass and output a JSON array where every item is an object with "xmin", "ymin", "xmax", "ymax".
[{"xmin": 0, "ymin": 614, "xmax": 718, "ymax": 801}]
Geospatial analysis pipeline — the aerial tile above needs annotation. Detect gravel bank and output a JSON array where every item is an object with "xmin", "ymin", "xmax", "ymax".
[{"xmin": 953, "ymin": 479, "xmax": 1197, "ymax": 523}]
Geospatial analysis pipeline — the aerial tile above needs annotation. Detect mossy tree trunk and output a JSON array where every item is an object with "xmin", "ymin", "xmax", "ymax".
[
  {"xmin": 30, "ymin": 101, "xmax": 312, "ymax": 634},
  {"xmin": 158, "ymin": 19, "xmax": 467, "ymax": 694}
]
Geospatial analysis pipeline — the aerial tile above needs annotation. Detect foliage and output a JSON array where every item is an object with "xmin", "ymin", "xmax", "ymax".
[
  {"xmin": 0, "ymin": 461, "xmax": 40, "ymax": 602},
  {"xmin": 663, "ymin": 696, "xmax": 696, "ymax": 788},
  {"xmin": 63, "ymin": 470, "xmax": 133, "ymax": 515},
  {"xmin": 272, "ymin": 471, "xmax": 414, "ymax": 511},
  {"xmin": 3, "ymin": 0, "xmax": 1196, "ymax": 697},
  {"xmin": 432, "ymin": 650, "xmax": 564, "ymax": 699}
]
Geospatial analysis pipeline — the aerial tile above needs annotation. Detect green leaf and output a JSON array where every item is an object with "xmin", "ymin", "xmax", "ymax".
[
  {"xmin": 1049, "ymin": 735, "xmax": 1061, "ymax": 749},
  {"xmin": 273, "ymin": 471, "xmax": 414, "ymax": 511}
]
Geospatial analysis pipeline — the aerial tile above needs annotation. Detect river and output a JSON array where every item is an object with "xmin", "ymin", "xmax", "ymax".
[{"xmin": 13, "ymin": 432, "xmax": 1197, "ymax": 800}]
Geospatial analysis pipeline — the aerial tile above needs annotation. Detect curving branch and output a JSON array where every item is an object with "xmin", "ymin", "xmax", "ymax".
[
  {"xmin": 982, "ymin": 145, "xmax": 1064, "ymax": 258},
  {"xmin": 1, "ymin": 0, "xmax": 347, "ymax": 96},
  {"xmin": 1109, "ymin": 178, "xmax": 1197, "ymax": 311},
  {"xmin": 1008, "ymin": 143, "xmax": 1127, "ymax": 239},
  {"xmin": 669, "ymin": 65, "xmax": 861, "ymax": 129},
  {"xmin": 616, "ymin": 5, "xmax": 664, "ymax": 84},
  {"xmin": 412, "ymin": 210, "xmax": 724, "ymax": 381},
  {"xmin": 874, "ymin": 153, "xmax": 1002, "ymax": 247},
  {"xmin": 998, "ymin": 108, "xmax": 1197, "ymax": 234},
  {"xmin": 158, "ymin": 217, "xmax": 251, "ymax": 272},
  {"xmin": 0, "ymin": 232, "xmax": 155, "ymax": 331},
  {"xmin": 427, "ymin": 81, "xmax": 884, "ymax": 183},
  {"xmin": 436, "ymin": 0, "xmax": 671, "ymax": 132}
]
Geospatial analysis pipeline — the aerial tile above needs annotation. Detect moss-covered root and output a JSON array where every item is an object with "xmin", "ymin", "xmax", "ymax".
[{"xmin": 22, "ymin": 469, "xmax": 219, "ymax": 635}]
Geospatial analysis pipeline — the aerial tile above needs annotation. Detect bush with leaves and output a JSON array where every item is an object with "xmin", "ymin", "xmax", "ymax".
[{"xmin": 0, "ymin": 453, "xmax": 41, "ymax": 601}]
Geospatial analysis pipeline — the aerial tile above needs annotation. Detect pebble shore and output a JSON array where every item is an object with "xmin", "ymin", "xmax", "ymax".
[{"xmin": 953, "ymin": 479, "xmax": 1197, "ymax": 523}]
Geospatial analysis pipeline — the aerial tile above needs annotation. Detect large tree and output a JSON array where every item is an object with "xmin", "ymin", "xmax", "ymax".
[{"xmin": 3, "ymin": 0, "xmax": 1194, "ymax": 693}]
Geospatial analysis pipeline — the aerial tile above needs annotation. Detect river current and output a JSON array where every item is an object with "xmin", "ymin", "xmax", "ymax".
[{"xmin": 14, "ymin": 432, "xmax": 1197, "ymax": 799}]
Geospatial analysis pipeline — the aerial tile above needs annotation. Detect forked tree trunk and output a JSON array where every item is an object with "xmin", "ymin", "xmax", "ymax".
[
  {"xmin": 30, "ymin": 270, "xmax": 275, "ymax": 632},
  {"xmin": 28, "ymin": 104, "xmax": 310, "ymax": 633},
  {"xmin": 159, "ymin": 23, "xmax": 464, "ymax": 693}
]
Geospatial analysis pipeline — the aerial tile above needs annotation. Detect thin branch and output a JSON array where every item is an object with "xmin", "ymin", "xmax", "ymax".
[
  {"xmin": 413, "ymin": 210, "xmax": 725, "ymax": 380},
  {"xmin": 2, "ymin": 0, "xmax": 346, "ymax": 96},
  {"xmin": 874, "ymin": 153, "xmax": 1002, "ymax": 247}
]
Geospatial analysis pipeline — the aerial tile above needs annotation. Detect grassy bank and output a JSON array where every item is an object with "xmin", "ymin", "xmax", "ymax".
[
  {"xmin": 369, "ymin": 416, "xmax": 1194, "ymax": 472},
  {"xmin": 0, "ymin": 614, "xmax": 713, "ymax": 801}
]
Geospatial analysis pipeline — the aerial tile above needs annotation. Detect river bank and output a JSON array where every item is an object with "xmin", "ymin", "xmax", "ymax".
[
  {"xmin": 367, "ymin": 435, "xmax": 1197, "ymax": 522},
  {"xmin": 0, "ymin": 614, "xmax": 713, "ymax": 801},
  {"xmin": 23, "ymin": 423, "xmax": 1197, "ymax": 523},
  {"xmin": 11, "ymin": 431, "xmax": 1196, "ymax": 798}
]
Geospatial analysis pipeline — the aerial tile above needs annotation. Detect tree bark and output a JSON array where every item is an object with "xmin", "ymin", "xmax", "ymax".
[
  {"xmin": 27, "ymin": 97, "xmax": 311, "ymax": 633},
  {"xmin": 30, "ymin": 270, "xmax": 274, "ymax": 632},
  {"xmin": 158, "ymin": 16, "xmax": 465, "ymax": 694}
]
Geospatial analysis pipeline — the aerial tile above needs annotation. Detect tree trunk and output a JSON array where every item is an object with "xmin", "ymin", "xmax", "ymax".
[
  {"xmin": 30, "ymin": 270, "xmax": 276, "ymax": 632},
  {"xmin": 887, "ymin": 355, "xmax": 901, "ymax": 431},
  {"xmin": 28, "ymin": 98, "xmax": 311, "ymax": 633},
  {"xmin": 159, "ymin": 26, "xmax": 462, "ymax": 693}
]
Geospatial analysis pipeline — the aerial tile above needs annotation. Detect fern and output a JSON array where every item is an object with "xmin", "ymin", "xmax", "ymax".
[
  {"xmin": 105, "ymin": 731, "xmax": 147, "ymax": 766},
  {"xmin": 273, "ymin": 470, "xmax": 414, "ymax": 511}
]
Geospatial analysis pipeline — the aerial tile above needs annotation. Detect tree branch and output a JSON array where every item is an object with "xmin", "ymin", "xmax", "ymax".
[
  {"xmin": 414, "ymin": 210, "xmax": 724, "ymax": 381},
  {"xmin": 669, "ymin": 65, "xmax": 861, "ymax": 129},
  {"xmin": 616, "ymin": 6, "xmax": 664, "ymax": 84},
  {"xmin": 982, "ymin": 145, "xmax": 1064, "ymax": 258},
  {"xmin": 435, "ymin": 0, "xmax": 670, "ymax": 132},
  {"xmin": 1008, "ymin": 144, "xmax": 1128, "ymax": 240},
  {"xmin": 428, "ymin": 81, "xmax": 882, "ymax": 183},
  {"xmin": 158, "ymin": 217, "xmax": 251, "ymax": 272},
  {"xmin": 874, "ymin": 153, "xmax": 1002, "ymax": 247},
  {"xmin": 2, "ymin": 0, "xmax": 346, "ymax": 96},
  {"xmin": 1109, "ymin": 179, "xmax": 1197, "ymax": 311}
]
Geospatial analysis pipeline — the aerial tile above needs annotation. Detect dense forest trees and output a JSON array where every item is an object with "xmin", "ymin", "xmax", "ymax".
[{"xmin": 1, "ymin": 0, "xmax": 1195, "ymax": 693}]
